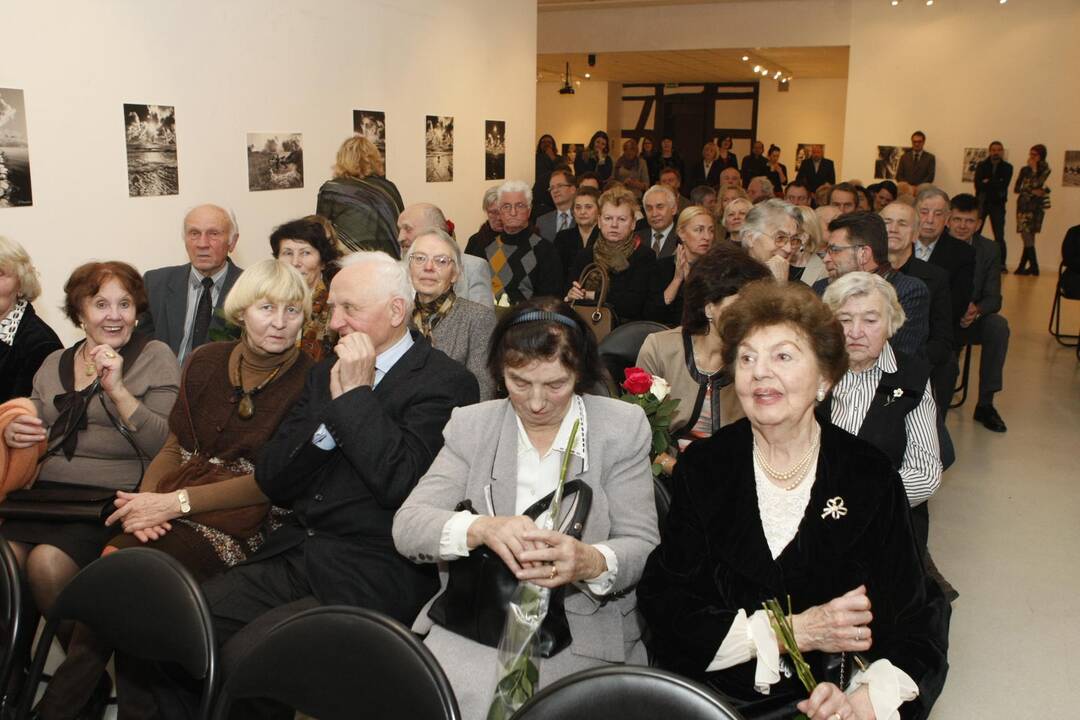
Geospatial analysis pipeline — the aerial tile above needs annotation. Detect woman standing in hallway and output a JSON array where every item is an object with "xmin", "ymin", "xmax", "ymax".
[{"xmin": 1013, "ymin": 144, "xmax": 1051, "ymax": 276}]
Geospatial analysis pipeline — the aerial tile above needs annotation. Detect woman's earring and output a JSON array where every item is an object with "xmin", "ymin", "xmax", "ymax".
[{"xmin": 816, "ymin": 387, "xmax": 826, "ymax": 402}]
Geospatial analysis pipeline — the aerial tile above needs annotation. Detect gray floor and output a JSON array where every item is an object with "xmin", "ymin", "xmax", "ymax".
[{"xmin": 930, "ymin": 269, "xmax": 1080, "ymax": 718}]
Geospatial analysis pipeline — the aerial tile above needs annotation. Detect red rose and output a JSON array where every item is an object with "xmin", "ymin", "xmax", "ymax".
[{"xmin": 622, "ymin": 367, "xmax": 653, "ymax": 395}]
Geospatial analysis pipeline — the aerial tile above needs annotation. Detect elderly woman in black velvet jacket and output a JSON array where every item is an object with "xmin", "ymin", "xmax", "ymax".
[{"xmin": 0, "ymin": 236, "xmax": 62, "ymax": 403}]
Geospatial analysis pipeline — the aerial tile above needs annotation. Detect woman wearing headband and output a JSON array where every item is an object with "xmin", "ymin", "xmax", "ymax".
[{"xmin": 394, "ymin": 298, "xmax": 660, "ymax": 720}]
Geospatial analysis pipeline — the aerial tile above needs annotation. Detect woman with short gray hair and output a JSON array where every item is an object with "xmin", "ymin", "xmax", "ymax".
[
  {"xmin": 822, "ymin": 270, "xmax": 941, "ymax": 550},
  {"xmin": 738, "ymin": 198, "xmax": 801, "ymax": 280},
  {"xmin": 406, "ymin": 229, "xmax": 497, "ymax": 400}
]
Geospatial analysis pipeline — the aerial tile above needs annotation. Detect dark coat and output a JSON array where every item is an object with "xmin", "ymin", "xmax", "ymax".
[
  {"xmin": 567, "ymin": 241, "xmax": 657, "ymax": 323},
  {"xmin": 315, "ymin": 175, "xmax": 405, "ymax": 258},
  {"xmin": 0, "ymin": 302, "xmax": 62, "ymax": 403},
  {"xmin": 638, "ymin": 419, "xmax": 948, "ymax": 719},
  {"xmin": 251, "ymin": 333, "xmax": 479, "ymax": 622},
  {"xmin": 973, "ymin": 158, "xmax": 1013, "ymax": 209},
  {"xmin": 140, "ymin": 260, "xmax": 244, "ymax": 357},
  {"xmin": 644, "ymin": 255, "xmax": 683, "ymax": 327},
  {"xmin": 896, "ymin": 150, "xmax": 936, "ymax": 186},
  {"xmin": 687, "ymin": 160, "xmax": 722, "ymax": 190},
  {"xmin": 554, "ymin": 224, "xmax": 599, "ymax": 286},
  {"xmin": 926, "ymin": 233, "xmax": 976, "ymax": 341},
  {"xmin": 795, "ymin": 157, "xmax": 836, "ymax": 192},
  {"xmin": 740, "ymin": 153, "xmax": 770, "ymax": 187},
  {"xmin": 898, "ymin": 256, "xmax": 955, "ymax": 361}
]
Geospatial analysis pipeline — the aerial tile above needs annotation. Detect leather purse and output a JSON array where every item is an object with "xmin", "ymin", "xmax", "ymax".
[
  {"xmin": 427, "ymin": 480, "xmax": 593, "ymax": 658},
  {"xmin": 570, "ymin": 263, "xmax": 617, "ymax": 342},
  {"xmin": 0, "ymin": 484, "xmax": 116, "ymax": 522}
]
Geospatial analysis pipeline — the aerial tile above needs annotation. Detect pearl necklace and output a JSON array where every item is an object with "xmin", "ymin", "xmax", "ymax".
[{"xmin": 754, "ymin": 427, "xmax": 820, "ymax": 491}]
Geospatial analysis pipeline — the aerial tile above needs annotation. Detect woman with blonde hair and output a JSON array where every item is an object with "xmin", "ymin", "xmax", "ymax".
[
  {"xmin": 789, "ymin": 205, "xmax": 829, "ymax": 286},
  {"xmin": 0, "ymin": 236, "xmax": 62, "ymax": 402},
  {"xmin": 315, "ymin": 135, "xmax": 404, "ymax": 258},
  {"xmin": 646, "ymin": 205, "xmax": 716, "ymax": 326}
]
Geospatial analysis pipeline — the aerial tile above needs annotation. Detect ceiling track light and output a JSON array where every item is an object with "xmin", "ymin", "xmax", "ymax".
[
  {"xmin": 742, "ymin": 55, "xmax": 749, "ymax": 61},
  {"xmin": 926, "ymin": 0, "xmax": 933, "ymax": 5}
]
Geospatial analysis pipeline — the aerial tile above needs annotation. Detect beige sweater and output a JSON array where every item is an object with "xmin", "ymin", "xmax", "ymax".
[{"xmin": 30, "ymin": 340, "xmax": 180, "ymax": 490}]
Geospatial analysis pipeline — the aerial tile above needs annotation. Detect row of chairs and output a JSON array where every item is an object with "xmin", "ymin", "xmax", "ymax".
[{"xmin": 0, "ymin": 541, "xmax": 742, "ymax": 720}]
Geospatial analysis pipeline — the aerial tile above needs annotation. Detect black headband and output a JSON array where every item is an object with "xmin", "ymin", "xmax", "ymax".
[{"xmin": 508, "ymin": 310, "xmax": 580, "ymax": 332}]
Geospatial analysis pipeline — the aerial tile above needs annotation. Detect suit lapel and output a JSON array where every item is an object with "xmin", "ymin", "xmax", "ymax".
[
  {"xmin": 165, "ymin": 265, "xmax": 190, "ymax": 349},
  {"xmin": 372, "ymin": 331, "xmax": 427, "ymax": 401},
  {"xmin": 489, "ymin": 404, "xmax": 520, "ymax": 516}
]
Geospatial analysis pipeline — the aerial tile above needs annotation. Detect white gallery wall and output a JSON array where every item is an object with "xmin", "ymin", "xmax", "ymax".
[
  {"xmin": 842, "ymin": 0, "xmax": 1080, "ymax": 260},
  {"xmin": 756, "ymin": 78, "xmax": 849, "ymax": 182},
  {"xmin": 535, "ymin": 80, "xmax": 610, "ymax": 150},
  {"xmin": 1, "ymin": 0, "xmax": 537, "ymax": 342}
]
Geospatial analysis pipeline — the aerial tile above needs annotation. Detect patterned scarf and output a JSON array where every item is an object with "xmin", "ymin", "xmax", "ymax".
[
  {"xmin": 592, "ymin": 233, "xmax": 638, "ymax": 275},
  {"xmin": 412, "ymin": 289, "xmax": 456, "ymax": 338},
  {"xmin": 0, "ymin": 298, "xmax": 27, "ymax": 345}
]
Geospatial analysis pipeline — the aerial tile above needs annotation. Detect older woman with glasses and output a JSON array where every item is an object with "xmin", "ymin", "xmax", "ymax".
[
  {"xmin": 738, "ymin": 199, "xmax": 802, "ymax": 281},
  {"xmin": 407, "ymin": 228, "xmax": 497, "ymax": 400},
  {"xmin": 789, "ymin": 206, "xmax": 830, "ymax": 286}
]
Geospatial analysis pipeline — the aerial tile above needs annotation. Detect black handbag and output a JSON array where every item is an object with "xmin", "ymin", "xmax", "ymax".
[
  {"xmin": 428, "ymin": 480, "xmax": 593, "ymax": 658},
  {"xmin": 0, "ymin": 484, "xmax": 116, "ymax": 522}
]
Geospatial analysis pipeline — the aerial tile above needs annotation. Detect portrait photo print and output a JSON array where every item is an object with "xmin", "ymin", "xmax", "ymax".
[
  {"xmin": 247, "ymin": 132, "xmax": 304, "ymax": 191},
  {"xmin": 426, "ymin": 115, "xmax": 453, "ymax": 183}
]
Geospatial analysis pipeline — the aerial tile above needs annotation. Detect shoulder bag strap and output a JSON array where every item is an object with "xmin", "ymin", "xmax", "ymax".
[
  {"xmin": 521, "ymin": 480, "xmax": 593, "ymax": 540},
  {"xmin": 572, "ymin": 263, "xmax": 610, "ymax": 323}
]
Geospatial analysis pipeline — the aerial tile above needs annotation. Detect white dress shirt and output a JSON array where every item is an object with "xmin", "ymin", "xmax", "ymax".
[
  {"xmin": 179, "ymin": 263, "xmax": 230, "ymax": 363},
  {"xmin": 913, "ymin": 238, "xmax": 938, "ymax": 262}
]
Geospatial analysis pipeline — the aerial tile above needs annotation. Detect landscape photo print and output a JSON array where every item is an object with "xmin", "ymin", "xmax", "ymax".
[
  {"xmin": 0, "ymin": 87, "xmax": 34, "ymax": 207},
  {"xmin": 247, "ymin": 132, "xmax": 304, "ymax": 191},
  {"xmin": 426, "ymin": 115, "xmax": 453, "ymax": 182},
  {"xmin": 124, "ymin": 103, "xmax": 179, "ymax": 197}
]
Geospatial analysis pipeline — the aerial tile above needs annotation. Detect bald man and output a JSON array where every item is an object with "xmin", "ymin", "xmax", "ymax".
[
  {"xmin": 141, "ymin": 203, "xmax": 245, "ymax": 361},
  {"xmin": 397, "ymin": 203, "xmax": 493, "ymax": 305}
]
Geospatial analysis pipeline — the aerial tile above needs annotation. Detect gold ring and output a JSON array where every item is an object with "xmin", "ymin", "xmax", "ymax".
[
  {"xmin": 105, "ymin": 351, "xmax": 116, "ymax": 359},
  {"xmin": 549, "ymin": 565, "xmax": 557, "ymax": 579}
]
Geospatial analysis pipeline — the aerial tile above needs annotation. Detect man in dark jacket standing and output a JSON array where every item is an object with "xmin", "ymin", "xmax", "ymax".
[{"xmin": 973, "ymin": 140, "xmax": 1013, "ymax": 270}]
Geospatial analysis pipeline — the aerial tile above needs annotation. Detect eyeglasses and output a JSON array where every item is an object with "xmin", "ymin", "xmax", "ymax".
[
  {"xmin": 408, "ymin": 254, "xmax": 455, "ymax": 268},
  {"xmin": 762, "ymin": 232, "xmax": 802, "ymax": 249},
  {"xmin": 825, "ymin": 243, "xmax": 866, "ymax": 255},
  {"xmin": 500, "ymin": 203, "xmax": 530, "ymax": 214}
]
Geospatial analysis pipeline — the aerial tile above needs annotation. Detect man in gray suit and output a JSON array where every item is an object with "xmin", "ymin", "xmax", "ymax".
[
  {"xmin": 643, "ymin": 184, "xmax": 680, "ymax": 258},
  {"xmin": 535, "ymin": 168, "xmax": 576, "ymax": 242},
  {"xmin": 896, "ymin": 131, "xmax": 936, "ymax": 185},
  {"xmin": 141, "ymin": 203, "xmax": 244, "ymax": 362},
  {"xmin": 397, "ymin": 203, "xmax": 493, "ymax": 305}
]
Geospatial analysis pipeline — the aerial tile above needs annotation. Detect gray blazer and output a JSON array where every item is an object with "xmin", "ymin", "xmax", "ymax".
[
  {"xmin": 896, "ymin": 150, "xmax": 936, "ymax": 185},
  {"xmin": 140, "ymin": 260, "xmax": 244, "ymax": 356},
  {"xmin": 428, "ymin": 298, "xmax": 497, "ymax": 401},
  {"xmin": 536, "ymin": 209, "xmax": 576, "ymax": 243},
  {"xmin": 454, "ymin": 255, "xmax": 494, "ymax": 306},
  {"xmin": 393, "ymin": 395, "xmax": 660, "ymax": 665}
]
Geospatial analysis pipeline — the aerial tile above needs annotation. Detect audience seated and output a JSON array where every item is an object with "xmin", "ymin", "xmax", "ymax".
[
  {"xmin": 315, "ymin": 135, "xmax": 404, "ymax": 258},
  {"xmin": 0, "ymin": 236, "xmax": 62, "ymax": 403},
  {"xmin": 642, "ymin": 185, "xmax": 680, "ymax": 258},
  {"xmin": 393, "ymin": 298, "xmax": 660, "ymax": 720},
  {"xmin": 784, "ymin": 180, "xmax": 812, "ymax": 207},
  {"xmin": 576, "ymin": 171, "xmax": 602, "ymax": 190},
  {"xmin": 790, "ymin": 206, "xmax": 830, "ymax": 286},
  {"xmin": 553, "ymin": 186, "xmax": 601, "ymax": 284},
  {"xmin": 746, "ymin": 176, "xmax": 774, "ymax": 204},
  {"xmin": 718, "ymin": 184, "xmax": 749, "ymax": 213},
  {"xmin": 399, "ymin": 202, "xmax": 493, "ymax": 305},
  {"xmin": 141, "ymin": 204, "xmax": 244, "ymax": 363},
  {"xmin": 536, "ymin": 168, "xmax": 577, "ymax": 242},
  {"xmin": 405, "ymin": 229, "xmax": 497, "ymax": 401},
  {"xmin": 639, "ymin": 280, "xmax": 948, "ymax": 720},
  {"xmin": 645, "ymin": 206, "xmax": 715, "ymax": 326},
  {"xmin": 658, "ymin": 167, "xmax": 690, "ymax": 212},
  {"xmin": 813, "ymin": 211, "xmax": 931, "ymax": 359},
  {"xmin": 574, "ymin": 131, "xmax": 613, "ymax": 183},
  {"xmin": 821, "ymin": 271, "xmax": 942, "ymax": 551},
  {"xmin": 720, "ymin": 197, "xmax": 752, "ymax": 246},
  {"xmin": 35, "ymin": 259, "xmax": 314, "ymax": 718},
  {"xmin": 948, "ymin": 193, "xmax": 1010, "ymax": 432},
  {"xmin": 638, "ymin": 248, "xmax": 770, "ymax": 476},
  {"xmin": 270, "ymin": 216, "xmax": 342, "ymax": 362},
  {"xmin": 719, "ymin": 166, "xmax": 743, "ymax": 190},
  {"xmin": 689, "ymin": 185, "xmax": 717, "ymax": 214},
  {"xmin": 465, "ymin": 180, "xmax": 563, "ymax": 303},
  {"xmin": 828, "ymin": 182, "xmax": 861, "ymax": 215},
  {"xmin": 566, "ymin": 186, "xmax": 657, "ymax": 324},
  {"xmin": 613, "ymin": 138, "xmax": 650, "ymax": 197},
  {"xmin": 737, "ymin": 199, "xmax": 801, "ymax": 281},
  {"xmin": 794, "ymin": 143, "xmax": 836, "ymax": 192}
]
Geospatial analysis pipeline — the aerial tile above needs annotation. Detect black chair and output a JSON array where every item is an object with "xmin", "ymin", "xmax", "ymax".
[
  {"xmin": 512, "ymin": 666, "xmax": 744, "ymax": 720},
  {"xmin": 598, "ymin": 321, "xmax": 668, "ymax": 394},
  {"xmin": 1049, "ymin": 262, "xmax": 1080, "ymax": 348},
  {"xmin": 949, "ymin": 342, "xmax": 974, "ymax": 409},
  {"xmin": 15, "ymin": 548, "xmax": 217, "ymax": 720},
  {"xmin": 653, "ymin": 476, "xmax": 673, "ymax": 539},
  {"xmin": 0, "ymin": 537, "xmax": 24, "ymax": 716},
  {"xmin": 210, "ymin": 605, "xmax": 460, "ymax": 720}
]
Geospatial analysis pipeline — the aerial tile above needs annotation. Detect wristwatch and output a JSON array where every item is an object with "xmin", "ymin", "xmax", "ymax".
[{"xmin": 177, "ymin": 489, "xmax": 191, "ymax": 515}]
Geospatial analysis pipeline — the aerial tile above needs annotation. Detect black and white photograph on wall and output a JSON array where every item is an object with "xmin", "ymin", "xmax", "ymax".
[
  {"xmin": 0, "ymin": 88, "xmax": 34, "ymax": 207},
  {"xmin": 962, "ymin": 147, "xmax": 990, "ymax": 183},
  {"xmin": 353, "ymin": 109, "xmax": 386, "ymax": 166},
  {"xmin": 426, "ymin": 115, "xmax": 453, "ymax": 182},
  {"xmin": 562, "ymin": 143, "xmax": 585, "ymax": 171},
  {"xmin": 485, "ymin": 120, "xmax": 505, "ymax": 180},
  {"xmin": 1062, "ymin": 151, "xmax": 1080, "ymax": 187},
  {"xmin": 246, "ymin": 132, "xmax": 304, "ymax": 191},
  {"xmin": 794, "ymin": 143, "xmax": 818, "ymax": 173},
  {"xmin": 874, "ymin": 145, "xmax": 908, "ymax": 180},
  {"xmin": 124, "ymin": 103, "xmax": 178, "ymax": 197}
]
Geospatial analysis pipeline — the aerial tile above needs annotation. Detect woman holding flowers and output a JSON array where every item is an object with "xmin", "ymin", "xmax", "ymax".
[
  {"xmin": 394, "ymin": 298, "xmax": 659, "ymax": 720},
  {"xmin": 638, "ymin": 281, "xmax": 948, "ymax": 720},
  {"xmin": 636, "ymin": 247, "xmax": 773, "ymax": 475}
]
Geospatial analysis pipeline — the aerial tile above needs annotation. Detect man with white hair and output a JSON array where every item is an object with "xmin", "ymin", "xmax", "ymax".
[
  {"xmin": 141, "ymin": 203, "xmax": 244, "ymax": 362},
  {"xmin": 196, "ymin": 251, "xmax": 479, "ymax": 709},
  {"xmin": 464, "ymin": 180, "xmax": 562, "ymax": 303},
  {"xmin": 643, "ymin": 184, "xmax": 680, "ymax": 258},
  {"xmin": 397, "ymin": 202, "xmax": 493, "ymax": 304},
  {"xmin": 746, "ymin": 176, "xmax": 774, "ymax": 204}
]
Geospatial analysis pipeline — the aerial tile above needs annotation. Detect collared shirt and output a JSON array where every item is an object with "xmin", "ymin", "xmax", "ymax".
[
  {"xmin": 311, "ymin": 330, "xmax": 415, "ymax": 450},
  {"xmin": 828, "ymin": 343, "xmax": 942, "ymax": 506},
  {"xmin": 179, "ymin": 263, "xmax": 230, "ymax": 363},
  {"xmin": 439, "ymin": 395, "xmax": 618, "ymax": 596},
  {"xmin": 651, "ymin": 223, "xmax": 674, "ymax": 254},
  {"xmin": 913, "ymin": 238, "xmax": 938, "ymax": 262},
  {"xmin": 0, "ymin": 298, "xmax": 28, "ymax": 346},
  {"xmin": 557, "ymin": 209, "xmax": 572, "ymax": 232}
]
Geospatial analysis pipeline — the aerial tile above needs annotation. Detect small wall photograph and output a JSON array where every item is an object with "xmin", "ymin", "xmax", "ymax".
[
  {"xmin": 485, "ymin": 120, "xmax": 505, "ymax": 180},
  {"xmin": 1063, "ymin": 151, "xmax": 1080, "ymax": 187},
  {"xmin": 246, "ymin": 133, "xmax": 304, "ymax": 191},
  {"xmin": 0, "ymin": 88, "xmax": 33, "ymax": 207},
  {"xmin": 962, "ymin": 147, "xmax": 989, "ymax": 183},
  {"xmin": 124, "ymin": 103, "xmax": 178, "ymax": 197},
  {"xmin": 354, "ymin": 109, "xmax": 386, "ymax": 166},
  {"xmin": 426, "ymin": 115, "xmax": 453, "ymax": 183},
  {"xmin": 875, "ymin": 145, "xmax": 908, "ymax": 180},
  {"xmin": 794, "ymin": 143, "xmax": 819, "ymax": 173}
]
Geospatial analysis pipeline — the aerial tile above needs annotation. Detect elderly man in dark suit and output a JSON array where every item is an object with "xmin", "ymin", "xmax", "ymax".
[
  {"xmin": 794, "ymin": 144, "xmax": 836, "ymax": 193},
  {"xmin": 950, "ymin": 194, "xmax": 1011, "ymax": 432},
  {"xmin": 897, "ymin": 131, "xmax": 936, "ymax": 186},
  {"xmin": 140, "ymin": 204, "xmax": 244, "ymax": 362}
]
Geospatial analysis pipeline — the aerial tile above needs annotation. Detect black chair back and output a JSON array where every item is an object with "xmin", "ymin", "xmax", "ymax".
[
  {"xmin": 211, "ymin": 605, "xmax": 459, "ymax": 720},
  {"xmin": 653, "ymin": 476, "xmax": 673, "ymax": 539},
  {"xmin": 15, "ymin": 548, "xmax": 217, "ymax": 719},
  {"xmin": 0, "ymin": 537, "xmax": 23, "ymax": 714},
  {"xmin": 512, "ymin": 666, "xmax": 744, "ymax": 720},
  {"xmin": 598, "ymin": 321, "xmax": 669, "ymax": 394}
]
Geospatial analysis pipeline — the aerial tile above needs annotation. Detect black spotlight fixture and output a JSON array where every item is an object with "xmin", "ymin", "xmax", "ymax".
[
  {"xmin": 588, "ymin": 53, "xmax": 597, "ymax": 67},
  {"xmin": 559, "ymin": 62, "xmax": 575, "ymax": 95}
]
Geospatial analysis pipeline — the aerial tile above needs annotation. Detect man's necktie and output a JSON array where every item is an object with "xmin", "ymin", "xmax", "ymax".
[
  {"xmin": 653, "ymin": 231, "xmax": 664, "ymax": 255},
  {"xmin": 558, "ymin": 211, "xmax": 569, "ymax": 232},
  {"xmin": 191, "ymin": 276, "xmax": 215, "ymax": 350}
]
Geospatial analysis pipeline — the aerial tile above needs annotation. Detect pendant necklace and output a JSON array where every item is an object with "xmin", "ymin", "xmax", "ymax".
[{"xmin": 235, "ymin": 363, "xmax": 283, "ymax": 420}]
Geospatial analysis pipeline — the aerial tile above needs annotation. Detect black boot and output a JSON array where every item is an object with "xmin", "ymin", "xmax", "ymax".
[
  {"xmin": 1029, "ymin": 246, "xmax": 1040, "ymax": 276},
  {"xmin": 1015, "ymin": 247, "xmax": 1031, "ymax": 275}
]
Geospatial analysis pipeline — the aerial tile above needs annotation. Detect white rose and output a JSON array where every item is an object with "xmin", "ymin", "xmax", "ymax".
[{"xmin": 649, "ymin": 376, "xmax": 671, "ymax": 402}]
